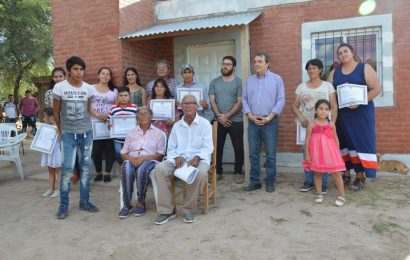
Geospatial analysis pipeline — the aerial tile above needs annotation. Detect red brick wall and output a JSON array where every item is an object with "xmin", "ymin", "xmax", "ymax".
[
  {"xmin": 52, "ymin": 0, "xmax": 122, "ymax": 85},
  {"xmin": 249, "ymin": 0, "xmax": 410, "ymax": 153},
  {"xmin": 119, "ymin": 0, "xmax": 155, "ymax": 35}
]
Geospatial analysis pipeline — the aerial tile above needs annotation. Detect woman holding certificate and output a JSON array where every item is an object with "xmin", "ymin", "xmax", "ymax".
[
  {"xmin": 292, "ymin": 59, "xmax": 338, "ymax": 193},
  {"xmin": 328, "ymin": 43, "xmax": 381, "ymax": 191},
  {"xmin": 90, "ymin": 67, "xmax": 118, "ymax": 183},
  {"xmin": 124, "ymin": 67, "xmax": 146, "ymax": 107},
  {"xmin": 148, "ymin": 79, "xmax": 180, "ymax": 137}
]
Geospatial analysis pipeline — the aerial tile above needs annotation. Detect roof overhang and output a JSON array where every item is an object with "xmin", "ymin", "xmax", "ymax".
[{"xmin": 120, "ymin": 11, "xmax": 262, "ymax": 41}]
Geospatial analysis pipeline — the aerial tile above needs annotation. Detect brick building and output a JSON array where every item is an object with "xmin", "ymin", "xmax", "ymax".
[{"xmin": 51, "ymin": 0, "xmax": 410, "ymax": 166}]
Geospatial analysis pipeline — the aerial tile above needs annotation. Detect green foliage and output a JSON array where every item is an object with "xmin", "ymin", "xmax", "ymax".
[{"xmin": 0, "ymin": 0, "xmax": 52, "ymax": 102}]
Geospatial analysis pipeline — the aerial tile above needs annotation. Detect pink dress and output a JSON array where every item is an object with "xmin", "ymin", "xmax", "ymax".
[{"xmin": 303, "ymin": 122, "xmax": 346, "ymax": 173}]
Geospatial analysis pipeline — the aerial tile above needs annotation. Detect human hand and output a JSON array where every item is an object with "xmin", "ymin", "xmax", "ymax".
[
  {"xmin": 218, "ymin": 114, "xmax": 232, "ymax": 127},
  {"xmin": 131, "ymin": 157, "xmax": 144, "ymax": 167},
  {"xmin": 305, "ymin": 154, "xmax": 311, "ymax": 164},
  {"xmin": 175, "ymin": 101, "xmax": 181, "ymax": 107},
  {"xmin": 188, "ymin": 156, "xmax": 200, "ymax": 168},
  {"xmin": 166, "ymin": 118, "xmax": 174, "ymax": 125},
  {"xmin": 301, "ymin": 118, "xmax": 309, "ymax": 128},
  {"xmin": 199, "ymin": 100, "xmax": 208, "ymax": 109},
  {"xmin": 253, "ymin": 116, "xmax": 266, "ymax": 126},
  {"xmin": 175, "ymin": 156, "xmax": 185, "ymax": 168}
]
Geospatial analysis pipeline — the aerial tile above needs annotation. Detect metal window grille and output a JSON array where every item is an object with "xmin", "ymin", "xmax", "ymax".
[{"xmin": 311, "ymin": 27, "xmax": 383, "ymax": 95}]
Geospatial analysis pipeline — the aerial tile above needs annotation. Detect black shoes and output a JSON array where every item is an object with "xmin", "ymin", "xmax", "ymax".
[
  {"xmin": 244, "ymin": 183, "xmax": 262, "ymax": 191},
  {"xmin": 266, "ymin": 184, "xmax": 275, "ymax": 193}
]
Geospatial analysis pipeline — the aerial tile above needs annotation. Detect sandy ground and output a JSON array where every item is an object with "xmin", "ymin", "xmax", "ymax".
[{"xmin": 1, "ymin": 140, "xmax": 410, "ymax": 260}]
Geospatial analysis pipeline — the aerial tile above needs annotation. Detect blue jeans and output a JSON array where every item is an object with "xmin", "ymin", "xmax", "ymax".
[
  {"xmin": 114, "ymin": 141, "xmax": 125, "ymax": 165},
  {"xmin": 22, "ymin": 115, "xmax": 37, "ymax": 135},
  {"xmin": 248, "ymin": 118, "xmax": 278, "ymax": 185},
  {"xmin": 302, "ymin": 145, "xmax": 328, "ymax": 189},
  {"xmin": 59, "ymin": 130, "xmax": 93, "ymax": 209}
]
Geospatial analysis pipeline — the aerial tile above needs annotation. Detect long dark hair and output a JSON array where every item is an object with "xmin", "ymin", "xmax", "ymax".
[
  {"xmin": 43, "ymin": 107, "xmax": 54, "ymax": 117},
  {"xmin": 123, "ymin": 67, "xmax": 142, "ymax": 86},
  {"xmin": 314, "ymin": 99, "xmax": 331, "ymax": 121},
  {"xmin": 48, "ymin": 67, "xmax": 66, "ymax": 90},
  {"xmin": 151, "ymin": 78, "xmax": 172, "ymax": 99},
  {"xmin": 97, "ymin": 66, "xmax": 116, "ymax": 91}
]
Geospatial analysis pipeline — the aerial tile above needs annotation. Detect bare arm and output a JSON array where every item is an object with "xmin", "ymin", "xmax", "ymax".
[
  {"xmin": 329, "ymin": 92, "xmax": 338, "ymax": 123},
  {"xmin": 304, "ymin": 122, "xmax": 313, "ymax": 163},
  {"xmin": 331, "ymin": 121, "xmax": 340, "ymax": 148},
  {"xmin": 364, "ymin": 64, "xmax": 381, "ymax": 101},
  {"xmin": 225, "ymin": 97, "xmax": 242, "ymax": 119},
  {"xmin": 53, "ymin": 99, "xmax": 61, "ymax": 133},
  {"xmin": 292, "ymin": 94, "xmax": 309, "ymax": 127}
]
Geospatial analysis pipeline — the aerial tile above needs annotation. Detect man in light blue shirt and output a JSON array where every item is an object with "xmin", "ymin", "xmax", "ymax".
[{"xmin": 242, "ymin": 52, "xmax": 285, "ymax": 193}]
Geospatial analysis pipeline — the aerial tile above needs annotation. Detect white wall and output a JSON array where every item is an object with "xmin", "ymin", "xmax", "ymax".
[{"xmin": 156, "ymin": 0, "xmax": 312, "ymax": 20}]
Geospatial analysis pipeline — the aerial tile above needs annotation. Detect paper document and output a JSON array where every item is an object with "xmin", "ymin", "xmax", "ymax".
[{"xmin": 174, "ymin": 163, "xmax": 199, "ymax": 185}]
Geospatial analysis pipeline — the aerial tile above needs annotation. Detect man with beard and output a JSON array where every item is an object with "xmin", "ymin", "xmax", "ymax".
[{"xmin": 209, "ymin": 56, "xmax": 244, "ymax": 184}]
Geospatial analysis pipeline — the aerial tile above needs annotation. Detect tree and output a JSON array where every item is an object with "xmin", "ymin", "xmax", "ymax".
[{"xmin": 0, "ymin": 0, "xmax": 52, "ymax": 103}]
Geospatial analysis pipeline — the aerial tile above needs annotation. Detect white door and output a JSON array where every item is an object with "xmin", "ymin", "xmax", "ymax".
[{"xmin": 187, "ymin": 41, "xmax": 236, "ymax": 163}]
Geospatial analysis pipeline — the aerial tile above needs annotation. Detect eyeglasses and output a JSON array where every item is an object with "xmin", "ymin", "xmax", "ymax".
[
  {"xmin": 221, "ymin": 63, "xmax": 233, "ymax": 67},
  {"xmin": 137, "ymin": 112, "xmax": 151, "ymax": 117},
  {"xmin": 181, "ymin": 102, "xmax": 197, "ymax": 107}
]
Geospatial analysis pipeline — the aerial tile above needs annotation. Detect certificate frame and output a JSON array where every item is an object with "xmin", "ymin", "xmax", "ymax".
[
  {"xmin": 296, "ymin": 122, "xmax": 306, "ymax": 145},
  {"xmin": 30, "ymin": 123, "xmax": 58, "ymax": 154},
  {"xmin": 92, "ymin": 120, "xmax": 110, "ymax": 140},
  {"xmin": 150, "ymin": 99, "xmax": 175, "ymax": 120},
  {"xmin": 176, "ymin": 88, "xmax": 203, "ymax": 110},
  {"xmin": 337, "ymin": 83, "xmax": 368, "ymax": 109},
  {"xmin": 110, "ymin": 115, "xmax": 137, "ymax": 138}
]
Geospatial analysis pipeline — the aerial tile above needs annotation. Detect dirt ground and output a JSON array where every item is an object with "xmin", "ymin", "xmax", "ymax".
[{"xmin": 1, "ymin": 141, "xmax": 410, "ymax": 260}]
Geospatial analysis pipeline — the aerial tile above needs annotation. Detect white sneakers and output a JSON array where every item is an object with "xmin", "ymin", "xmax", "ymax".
[{"xmin": 42, "ymin": 189, "xmax": 60, "ymax": 198}]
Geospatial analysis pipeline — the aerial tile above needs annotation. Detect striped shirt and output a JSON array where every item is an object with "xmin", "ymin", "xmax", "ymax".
[{"xmin": 109, "ymin": 103, "xmax": 138, "ymax": 142}]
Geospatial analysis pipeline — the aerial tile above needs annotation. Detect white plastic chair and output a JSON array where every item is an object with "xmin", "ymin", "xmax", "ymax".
[{"xmin": 0, "ymin": 127, "xmax": 27, "ymax": 180}]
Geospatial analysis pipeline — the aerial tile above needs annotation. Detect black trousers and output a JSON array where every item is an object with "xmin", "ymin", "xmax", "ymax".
[
  {"xmin": 216, "ymin": 121, "xmax": 244, "ymax": 175},
  {"xmin": 92, "ymin": 139, "xmax": 115, "ymax": 173}
]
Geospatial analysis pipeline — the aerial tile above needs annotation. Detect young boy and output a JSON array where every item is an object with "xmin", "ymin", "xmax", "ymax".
[
  {"xmin": 3, "ymin": 94, "xmax": 18, "ymax": 123},
  {"xmin": 108, "ymin": 86, "xmax": 138, "ymax": 178},
  {"xmin": 53, "ymin": 56, "xmax": 98, "ymax": 219}
]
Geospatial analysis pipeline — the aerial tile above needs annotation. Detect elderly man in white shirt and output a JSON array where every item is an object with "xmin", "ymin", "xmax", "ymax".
[{"xmin": 153, "ymin": 94, "xmax": 213, "ymax": 225}]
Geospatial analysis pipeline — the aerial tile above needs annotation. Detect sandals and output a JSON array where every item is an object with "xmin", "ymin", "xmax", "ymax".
[
  {"xmin": 351, "ymin": 178, "xmax": 365, "ymax": 191},
  {"xmin": 314, "ymin": 195, "xmax": 323, "ymax": 204},
  {"xmin": 335, "ymin": 196, "xmax": 346, "ymax": 207}
]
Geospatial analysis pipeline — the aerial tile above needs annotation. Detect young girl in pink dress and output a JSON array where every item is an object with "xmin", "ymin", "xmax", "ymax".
[{"xmin": 303, "ymin": 99, "xmax": 345, "ymax": 206}]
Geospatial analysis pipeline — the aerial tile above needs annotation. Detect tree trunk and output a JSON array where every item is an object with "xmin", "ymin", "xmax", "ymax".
[{"xmin": 13, "ymin": 70, "xmax": 23, "ymax": 105}]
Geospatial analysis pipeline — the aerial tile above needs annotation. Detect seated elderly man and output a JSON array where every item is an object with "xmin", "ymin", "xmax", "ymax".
[
  {"xmin": 118, "ymin": 107, "xmax": 167, "ymax": 219},
  {"xmin": 154, "ymin": 95, "xmax": 213, "ymax": 224}
]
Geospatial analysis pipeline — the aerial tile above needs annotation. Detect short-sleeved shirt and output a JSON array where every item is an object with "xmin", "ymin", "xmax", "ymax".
[
  {"xmin": 90, "ymin": 85, "xmax": 118, "ymax": 121},
  {"xmin": 120, "ymin": 124, "xmax": 167, "ymax": 159},
  {"xmin": 209, "ymin": 76, "xmax": 243, "ymax": 122},
  {"xmin": 52, "ymin": 80, "xmax": 94, "ymax": 133},
  {"xmin": 295, "ymin": 81, "xmax": 335, "ymax": 122},
  {"xmin": 3, "ymin": 102, "xmax": 17, "ymax": 118}
]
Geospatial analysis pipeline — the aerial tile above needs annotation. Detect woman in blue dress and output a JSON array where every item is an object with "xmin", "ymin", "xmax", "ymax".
[{"xmin": 328, "ymin": 43, "xmax": 381, "ymax": 190}]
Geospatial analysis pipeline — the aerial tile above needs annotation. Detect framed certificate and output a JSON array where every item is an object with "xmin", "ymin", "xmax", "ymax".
[
  {"xmin": 30, "ymin": 123, "xmax": 58, "ymax": 154},
  {"xmin": 337, "ymin": 83, "xmax": 368, "ymax": 109},
  {"xmin": 92, "ymin": 120, "xmax": 110, "ymax": 140},
  {"xmin": 176, "ymin": 88, "xmax": 203, "ymax": 110},
  {"xmin": 296, "ymin": 122, "xmax": 306, "ymax": 145},
  {"xmin": 110, "ymin": 115, "xmax": 137, "ymax": 138},
  {"xmin": 150, "ymin": 99, "xmax": 175, "ymax": 120}
]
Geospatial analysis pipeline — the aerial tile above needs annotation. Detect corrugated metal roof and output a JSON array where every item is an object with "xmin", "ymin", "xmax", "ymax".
[{"xmin": 120, "ymin": 11, "xmax": 262, "ymax": 40}]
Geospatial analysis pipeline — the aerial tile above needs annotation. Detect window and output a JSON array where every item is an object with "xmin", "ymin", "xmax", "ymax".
[
  {"xmin": 311, "ymin": 27, "xmax": 382, "ymax": 88},
  {"xmin": 301, "ymin": 14, "xmax": 393, "ymax": 107}
]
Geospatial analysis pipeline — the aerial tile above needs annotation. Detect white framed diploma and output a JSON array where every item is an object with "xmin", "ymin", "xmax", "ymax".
[
  {"xmin": 92, "ymin": 120, "xmax": 110, "ymax": 140},
  {"xmin": 176, "ymin": 88, "xmax": 203, "ymax": 110},
  {"xmin": 30, "ymin": 123, "xmax": 58, "ymax": 154},
  {"xmin": 296, "ymin": 122, "xmax": 306, "ymax": 145},
  {"xmin": 110, "ymin": 115, "xmax": 137, "ymax": 138},
  {"xmin": 337, "ymin": 83, "xmax": 368, "ymax": 108},
  {"xmin": 150, "ymin": 99, "xmax": 175, "ymax": 120}
]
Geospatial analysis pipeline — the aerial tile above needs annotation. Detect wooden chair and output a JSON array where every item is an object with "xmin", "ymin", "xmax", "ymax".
[{"xmin": 170, "ymin": 121, "xmax": 217, "ymax": 214}]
